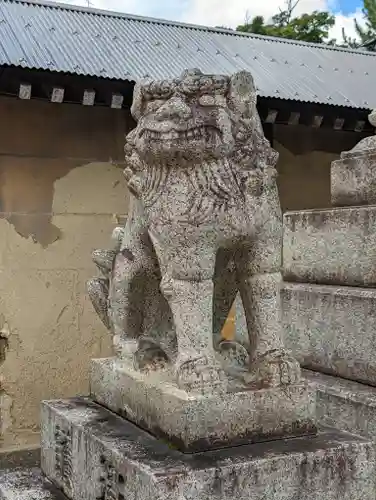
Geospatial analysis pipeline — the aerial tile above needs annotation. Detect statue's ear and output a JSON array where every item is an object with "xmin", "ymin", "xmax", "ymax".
[
  {"xmin": 369, "ymin": 109, "xmax": 376, "ymax": 128},
  {"xmin": 131, "ymin": 82, "xmax": 143, "ymax": 121},
  {"xmin": 228, "ymin": 71, "xmax": 257, "ymax": 118}
]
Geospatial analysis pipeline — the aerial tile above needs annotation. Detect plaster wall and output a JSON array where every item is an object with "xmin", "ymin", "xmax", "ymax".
[{"xmin": 0, "ymin": 97, "xmax": 131, "ymax": 451}]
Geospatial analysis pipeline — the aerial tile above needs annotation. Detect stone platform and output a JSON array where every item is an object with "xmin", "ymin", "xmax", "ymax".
[
  {"xmin": 305, "ymin": 369, "xmax": 376, "ymax": 441},
  {"xmin": 283, "ymin": 205, "xmax": 376, "ymax": 286},
  {"xmin": 281, "ymin": 282, "xmax": 376, "ymax": 385},
  {"xmin": 90, "ymin": 357, "xmax": 316, "ymax": 452},
  {"xmin": 0, "ymin": 467, "xmax": 67, "ymax": 499},
  {"xmin": 40, "ymin": 397, "xmax": 376, "ymax": 500}
]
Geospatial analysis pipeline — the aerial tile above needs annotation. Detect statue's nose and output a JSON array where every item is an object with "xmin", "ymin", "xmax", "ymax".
[{"xmin": 155, "ymin": 97, "xmax": 192, "ymax": 121}]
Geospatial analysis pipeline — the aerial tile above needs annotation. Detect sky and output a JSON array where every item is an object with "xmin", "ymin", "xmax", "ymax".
[{"xmin": 56, "ymin": 0, "xmax": 366, "ymax": 43}]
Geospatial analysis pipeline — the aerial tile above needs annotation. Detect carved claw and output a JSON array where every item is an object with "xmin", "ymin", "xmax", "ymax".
[
  {"xmin": 245, "ymin": 170, "xmax": 264, "ymax": 197},
  {"xmin": 86, "ymin": 277, "xmax": 110, "ymax": 329},
  {"xmin": 176, "ymin": 356, "xmax": 227, "ymax": 395},
  {"xmin": 111, "ymin": 226, "xmax": 125, "ymax": 247},
  {"xmin": 133, "ymin": 337, "xmax": 169, "ymax": 371},
  {"xmin": 217, "ymin": 340, "xmax": 249, "ymax": 370},
  {"xmin": 92, "ymin": 249, "xmax": 116, "ymax": 275},
  {"xmin": 244, "ymin": 349, "xmax": 301, "ymax": 388}
]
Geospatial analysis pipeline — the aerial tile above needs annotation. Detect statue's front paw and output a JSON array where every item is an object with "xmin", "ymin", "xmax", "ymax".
[
  {"xmin": 133, "ymin": 338, "xmax": 169, "ymax": 372},
  {"xmin": 217, "ymin": 340, "xmax": 249, "ymax": 369},
  {"xmin": 176, "ymin": 356, "xmax": 227, "ymax": 395},
  {"xmin": 245, "ymin": 349, "xmax": 301, "ymax": 388}
]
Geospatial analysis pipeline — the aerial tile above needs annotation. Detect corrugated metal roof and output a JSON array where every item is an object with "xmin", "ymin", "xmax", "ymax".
[{"xmin": 0, "ymin": 0, "xmax": 375, "ymax": 109}]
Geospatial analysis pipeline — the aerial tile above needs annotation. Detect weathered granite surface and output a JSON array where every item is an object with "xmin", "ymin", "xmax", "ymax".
[
  {"xmin": 305, "ymin": 369, "xmax": 376, "ymax": 441},
  {"xmin": 41, "ymin": 397, "xmax": 376, "ymax": 500},
  {"xmin": 281, "ymin": 282, "xmax": 376, "ymax": 385},
  {"xmin": 283, "ymin": 205, "xmax": 376, "ymax": 287},
  {"xmin": 88, "ymin": 68, "xmax": 301, "ymax": 397},
  {"xmin": 331, "ymin": 110, "xmax": 376, "ymax": 207},
  {"xmin": 90, "ymin": 357, "xmax": 316, "ymax": 452},
  {"xmin": 0, "ymin": 467, "xmax": 67, "ymax": 499}
]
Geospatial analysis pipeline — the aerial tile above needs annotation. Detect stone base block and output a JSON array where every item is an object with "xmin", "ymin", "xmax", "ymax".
[
  {"xmin": 283, "ymin": 205, "xmax": 376, "ymax": 286},
  {"xmin": 282, "ymin": 282, "xmax": 376, "ymax": 386},
  {"xmin": 331, "ymin": 150, "xmax": 376, "ymax": 207},
  {"xmin": 89, "ymin": 357, "xmax": 316, "ymax": 452},
  {"xmin": 0, "ymin": 467, "xmax": 67, "ymax": 499},
  {"xmin": 305, "ymin": 369, "xmax": 376, "ymax": 441},
  {"xmin": 40, "ymin": 397, "xmax": 376, "ymax": 500}
]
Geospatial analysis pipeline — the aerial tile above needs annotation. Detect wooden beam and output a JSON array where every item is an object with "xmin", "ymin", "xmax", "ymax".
[
  {"xmin": 83, "ymin": 89, "xmax": 96, "ymax": 106},
  {"xmin": 111, "ymin": 93, "xmax": 124, "ymax": 109},
  {"xmin": 19, "ymin": 83, "xmax": 31, "ymax": 100},
  {"xmin": 333, "ymin": 118, "xmax": 345, "ymax": 130},
  {"xmin": 288, "ymin": 112, "xmax": 300, "ymax": 125},
  {"xmin": 51, "ymin": 87, "xmax": 65, "ymax": 103},
  {"xmin": 312, "ymin": 115, "xmax": 323, "ymax": 128},
  {"xmin": 265, "ymin": 110, "xmax": 278, "ymax": 124}
]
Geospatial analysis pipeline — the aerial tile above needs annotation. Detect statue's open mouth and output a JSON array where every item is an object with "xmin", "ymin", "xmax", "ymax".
[{"xmin": 140, "ymin": 125, "xmax": 219, "ymax": 142}]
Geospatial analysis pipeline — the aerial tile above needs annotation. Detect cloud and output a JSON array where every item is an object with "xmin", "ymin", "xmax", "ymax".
[
  {"xmin": 180, "ymin": 0, "xmax": 331, "ymax": 28},
  {"xmin": 179, "ymin": 0, "xmax": 366, "ymax": 45},
  {"xmin": 329, "ymin": 8, "xmax": 365, "ymax": 42},
  {"xmin": 61, "ymin": 0, "xmax": 189, "ymax": 20},
  {"xmin": 52, "ymin": 0, "xmax": 367, "ymax": 46}
]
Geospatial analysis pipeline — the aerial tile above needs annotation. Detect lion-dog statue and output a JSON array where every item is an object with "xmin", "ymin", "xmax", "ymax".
[{"xmin": 87, "ymin": 68, "xmax": 300, "ymax": 395}]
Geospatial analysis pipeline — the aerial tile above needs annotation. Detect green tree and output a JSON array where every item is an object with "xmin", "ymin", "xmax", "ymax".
[
  {"xmin": 342, "ymin": 0, "xmax": 376, "ymax": 50},
  {"xmin": 237, "ymin": 0, "xmax": 335, "ymax": 44}
]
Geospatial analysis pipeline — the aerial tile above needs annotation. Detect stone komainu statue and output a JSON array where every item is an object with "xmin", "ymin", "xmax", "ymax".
[{"xmin": 88, "ymin": 69, "xmax": 300, "ymax": 394}]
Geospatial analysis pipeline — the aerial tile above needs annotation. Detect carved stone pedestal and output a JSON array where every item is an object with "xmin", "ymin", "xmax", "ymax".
[
  {"xmin": 37, "ymin": 397, "xmax": 376, "ymax": 500},
  {"xmin": 90, "ymin": 357, "xmax": 316, "ymax": 452}
]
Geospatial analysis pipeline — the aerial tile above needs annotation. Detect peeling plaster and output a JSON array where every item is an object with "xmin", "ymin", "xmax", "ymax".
[
  {"xmin": 0, "ymin": 315, "xmax": 12, "ymax": 438},
  {"xmin": 0, "ymin": 158, "xmax": 85, "ymax": 248},
  {"xmin": 0, "ymin": 315, "xmax": 10, "ymax": 364},
  {"xmin": 0, "ymin": 391, "xmax": 13, "ymax": 437}
]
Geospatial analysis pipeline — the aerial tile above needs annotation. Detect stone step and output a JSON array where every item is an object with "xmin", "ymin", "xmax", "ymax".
[
  {"xmin": 0, "ymin": 446, "xmax": 40, "ymax": 470},
  {"xmin": 331, "ymin": 143, "xmax": 376, "ymax": 207},
  {"xmin": 282, "ymin": 205, "xmax": 376, "ymax": 287},
  {"xmin": 305, "ymin": 369, "xmax": 376, "ymax": 442},
  {"xmin": 281, "ymin": 282, "xmax": 376, "ymax": 386},
  {"xmin": 40, "ymin": 397, "xmax": 376, "ymax": 500},
  {"xmin": 0, "ymin": 467, "xmax": 67, "ymax": 499}
]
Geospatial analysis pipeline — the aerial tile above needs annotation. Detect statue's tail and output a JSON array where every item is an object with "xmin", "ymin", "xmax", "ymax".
[{"xmin": 86, "ymin": 227, "xmax": 125, "ymax": 330}]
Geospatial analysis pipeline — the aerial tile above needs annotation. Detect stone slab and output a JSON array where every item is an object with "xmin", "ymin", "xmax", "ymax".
[
  {"xmin": 0, "ymin": 467, "xmax": 67, "ymax": 499},
  {"xmin": 282, "ymin": 282, "xmax": 376, "ymax": 386},
  {"xmin": 0, "ymin": 446, "xmax": 40, "ymax": 470},
  {"xmin": 40, "ymin": 397, "xmax": 376, "ymax": 500},
  {"xmin": 89, "ymin": 357, "xmax": 316, "ymax": 452},
  {"xmin": 282, "ymin": 206, "xmax": 376, "ymax": 287},
  {"xmin": 331, "ymin": 152, "xmax": 376, "ymax": 207},
  {"xmin": 305, "ymin": 369, "xmax": 376, "ymax": 442}
]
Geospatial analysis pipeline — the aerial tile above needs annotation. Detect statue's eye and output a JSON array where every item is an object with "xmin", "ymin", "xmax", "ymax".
[{"xmin": 199, "ymin": 94, "xmax": 227, "ymax": 107}]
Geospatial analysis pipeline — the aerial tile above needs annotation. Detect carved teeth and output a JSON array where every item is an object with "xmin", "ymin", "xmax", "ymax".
[{"xmin": 144, "ymin": 126, "xmax": 217, "ymax": 142}]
